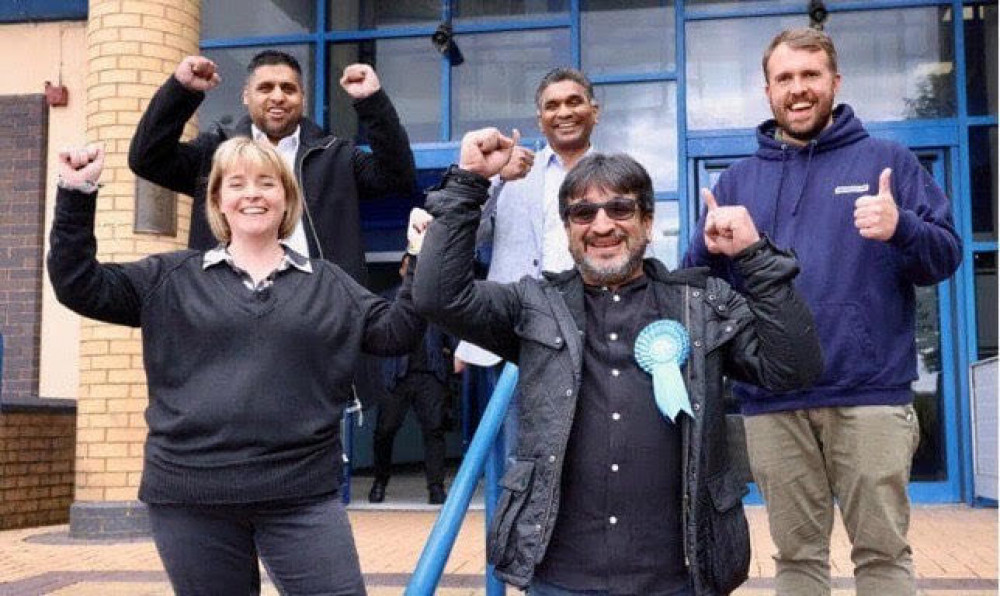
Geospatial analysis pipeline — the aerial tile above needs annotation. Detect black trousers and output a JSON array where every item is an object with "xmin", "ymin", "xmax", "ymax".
[
  {"xmin": 373, "ymin": 372, "xmax": 447, "ymax": 487},
  {"xmin": 147, "ymin": 495, "xmax": 365, "ymax": 595}
]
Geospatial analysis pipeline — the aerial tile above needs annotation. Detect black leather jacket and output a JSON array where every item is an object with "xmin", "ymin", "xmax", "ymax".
[
  {"xmin": 414, "ymin": 171, "xmax": 822, "ymax": 594},
  {"xmin": 128, "ymin": 76, "xmax": 416, "ymax": 283}
]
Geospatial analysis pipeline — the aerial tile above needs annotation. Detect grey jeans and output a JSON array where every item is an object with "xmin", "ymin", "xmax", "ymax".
[
  {"xmin": 746, "ymin": 405, "xmax": 920, "ymax": 596},
  {"xmin": 148, "ymin": 495, "xmax": 366, "ymax": 595}
]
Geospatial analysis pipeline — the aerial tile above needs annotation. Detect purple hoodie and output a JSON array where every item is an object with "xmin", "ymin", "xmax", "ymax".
[{"xmin": 683, "ymin": 104, "xmax": 962, "ymax": 415}]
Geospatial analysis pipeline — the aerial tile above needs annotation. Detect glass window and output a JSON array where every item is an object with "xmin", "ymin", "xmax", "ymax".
[
  {"xmin": 202, "ymin": 0, "xmax": 315, "ymax": 38},
  {"xmin": 685, "ymin": 14, "xmax": 801, "ymax": 130},
  {"xmin": 582, "ymin": 0, "xmax": 675, "ymax": 76},
  {"xmin": 454, "ymin": 0, "xmax": 569, "ymax": 23},
  {"xmin": 974, "ymin": 251, "xmax": 998, "ymax": 360},
  {"xmin": 327, "ymin": 39, "xmax": 442, "ymax": 143},
  {"xmin": 592, "ymin": 82, "xmax": 678, "ymax": 191},
  {"xmin": 684, "ymin": 0, "xmax": 802, "ymax": 14},
  {"xmin": 911, "ymin": 284, "xmax": 947, "ymax": 481},
  {"xmin": 686, "ymin": 8, "xmax": 955, "ymax": 130},
  {"xmin": 198, "ymin": 46, "xmax": 314, "ymax": 133},
  {"xmin": 970, "ymin": 126, "xmax": 998, "ymax": 242},
  {"xmin": 451, "ymin": 30, "xmax": 572, "ymax": 140},
  {"xmin": 328, "ymin": 0, "xmax": 441, "ymax": 30},
  {"xmin": 965, "ymin": 4, "xmax": 998, "ymax": 116},
  {"xmin": 650, "ymin": 200, "xmax": 680, "ymax": 269}
]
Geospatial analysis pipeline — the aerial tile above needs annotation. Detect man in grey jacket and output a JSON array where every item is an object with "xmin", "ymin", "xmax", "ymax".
[{"xmin": 413, "ymin": 128, "xmax": 823, "ymax": 595}]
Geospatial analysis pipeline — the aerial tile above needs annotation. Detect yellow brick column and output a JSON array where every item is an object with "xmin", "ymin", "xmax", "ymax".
[{"xmin": 71, "ymin": 0, "xmax": 200, "ymax": 538}]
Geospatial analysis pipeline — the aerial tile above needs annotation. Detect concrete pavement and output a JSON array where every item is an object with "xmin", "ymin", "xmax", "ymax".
[{"xmin": 0, "ymin": 503, "xmax": 994, "ymax": 595}]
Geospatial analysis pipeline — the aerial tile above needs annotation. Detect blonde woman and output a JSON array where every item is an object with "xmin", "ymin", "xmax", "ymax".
[{"xmin": 48, "ymin": 138, "xmax": 425, "ymax": 595}]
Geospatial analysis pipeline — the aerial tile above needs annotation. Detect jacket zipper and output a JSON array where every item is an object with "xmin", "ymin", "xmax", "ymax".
[
  {"xmin": 682, "ymin": 285, "xmax": 693, "ymax": 570},
  {"xmin": 295, "ymin": 143, "xmax": 331, "ymax": 261}
]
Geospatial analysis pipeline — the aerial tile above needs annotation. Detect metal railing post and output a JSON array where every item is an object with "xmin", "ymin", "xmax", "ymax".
[{"xmin": 405, "ymin": 363, "xmax": 519, "ymax": 595}]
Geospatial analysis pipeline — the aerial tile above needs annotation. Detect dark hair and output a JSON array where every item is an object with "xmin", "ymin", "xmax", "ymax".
[
  {"xmin": 247, "ymin": 50, "xmax": 302, "ymax": 77},
  {"xmin": 535, "ymin": 67, "xmax": 596, "ymax": 109},
  {"xmin": 558, "ymin": 153, "xmax": 654, "ymax": 219},
  {"xmin": 762, "ymin": 28, "xmax": 838, "ymax": 81}
]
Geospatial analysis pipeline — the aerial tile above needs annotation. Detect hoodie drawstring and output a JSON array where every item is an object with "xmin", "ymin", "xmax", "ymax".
[
  {"xmin": 791, "ymin": 140, "xmax": 818, "ymax": 216},
  {"xmin": 769, "ymin": 146, "xmax": 790, "ymax": 234}
]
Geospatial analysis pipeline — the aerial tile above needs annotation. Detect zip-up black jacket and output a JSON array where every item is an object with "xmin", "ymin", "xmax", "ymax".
[
  {"xmin": 128, "ymin": 75, "xmax": 417, "ymax": 283},
  {"xmin": 413, "ymin": 171, "xmax": 823, "ymax": 594}
]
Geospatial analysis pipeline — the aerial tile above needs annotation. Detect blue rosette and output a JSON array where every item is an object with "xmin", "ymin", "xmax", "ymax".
[{"xmin": 634, "ymin": 320, "xmax": 692, "ymax": 422}]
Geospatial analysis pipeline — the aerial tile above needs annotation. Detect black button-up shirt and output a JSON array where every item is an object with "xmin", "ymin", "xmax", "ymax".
[{"xmin": 534, "ymin": 275, "xmax": 689, "ymax": 595}]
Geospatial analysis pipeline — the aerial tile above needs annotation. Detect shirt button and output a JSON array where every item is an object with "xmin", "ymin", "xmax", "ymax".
[
  {"xmin": 565, "ymin": 389, "xmax": 573, "ymax": 397},
  {"xmin": 612, "ymin": 412, "xmax": 621, "ymax": 421},
  {"xmin": 548, "ymin": 455, "xmax": 556, "ymax": 463},
  {"xmin": 609, "ymin": 332, "xmax": 619, "ymax": 341},
  {"xmin": 554, "ymin": 337, "xmax": 562, "ymax": 345},
  {"xmin": 693, "ymin": 403, "xmax": 701, "ymax": 412},
  {"xmin": 708, "ymin": 293, "xmax": 717, "ymax": 300},
  {"xmin": 725, "ymin": 325, "xmax": 733, "ymax": 333},
  {"xmin": 611, "ymin": 463, "xmax": 619, "ymax": 472},
  {"xmin": 535, "ymin": 524, "xmax": 542, "ymax": 532},
  {"xmin": 717, "ymin": 305, "xmax": 726, "ymax": 312},
  {"xmin": 692, "ymin": 291, "xmax": 700, "ymax": 298},
  {"xmin": 609, "ymin": 516, "xmax": 618, "ymax": 525},
  {"xmin": 694, "ymin": 340, "xmax": 702, "ymax": 348},
  {"xmin": 613, "ymin": 295, "xmax": 621, "ymax": 302},
  {"xmin": 611, "ymin": 369, "xmax": 620, "ymax": 377}
]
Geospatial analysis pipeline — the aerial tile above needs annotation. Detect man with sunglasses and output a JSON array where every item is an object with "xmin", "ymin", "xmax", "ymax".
[{"xmin": 414, "ymin": 128, "xmax": 823, "ymax": 595}]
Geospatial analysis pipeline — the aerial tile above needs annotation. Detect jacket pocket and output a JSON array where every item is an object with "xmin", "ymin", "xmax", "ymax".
[
  {"xmin": 697, "ymin": 472, "xmax": 751, "ymax": 594},
  {"xmin": 487, "ymin": 459, "xmax": 536, "ymax": 569}
]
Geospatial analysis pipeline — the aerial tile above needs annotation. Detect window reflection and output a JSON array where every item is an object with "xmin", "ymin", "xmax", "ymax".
[
  {"xmin": 199, "ymin": 46, "xmax": 314, "ymax": 134},
  {"xmin": 975, "ymin": 251, "xmax": 998, "ymax": 360},
  {"xmin": 582, "ymin": 0, "xmax": 675, "ymax": 75},
  {"xmin": 327, "ymin": 0, "xmax": 440, "ymax": 30},
  {"xmin": 686, "ymin": 8, "xmax": 955, "ymax": 129},
  {"xmin": 327, "ymin": 39, "xmax": 442, "ymax": 143},
  {"xmin": 451, "ymin": 30, "xmax": 571, "ymax": 140},
  {"xmin": 592, "ymin": 82, "xmax": 678, "ymax": 191},
  {"xmin": 454, "ymin": 0, "xmax": 568, "ymax": 22},
  {"xmin": 970, "ymin": 127, "xmax": 998, "ymax": 242},
  {"xmin": 202, "ymin": 0, "xmax": 315, "ymax": 38},
  {"xmin": 965, "ymin": 4, "xmax": 998, "ymax": 117},
  {"xmin": 912, "ymin": 284, "xmax": 946, "ymax": 481}
]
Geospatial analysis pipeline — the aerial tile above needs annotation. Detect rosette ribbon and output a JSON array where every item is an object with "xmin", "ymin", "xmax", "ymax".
[{"xmin": 634, "ymin": 320, "xmax": 692, "ymax": 422}]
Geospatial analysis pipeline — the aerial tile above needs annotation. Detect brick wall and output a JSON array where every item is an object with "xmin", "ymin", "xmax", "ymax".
[
  {"xmin": 0, "ymin": 95, "xmax": 48, "ymax": 400},
  {"xmin": 72, "ymin": 0, "xmax": 199, "ymax": 508},
  {"xmin": 0, "ymin": 405, "xmax": 76, "ymax": 529}
]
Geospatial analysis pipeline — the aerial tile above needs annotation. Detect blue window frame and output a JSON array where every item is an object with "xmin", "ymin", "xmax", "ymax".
[{"xmin": 201, "ymin": 0, "xmax": 997, "ymax": 503}]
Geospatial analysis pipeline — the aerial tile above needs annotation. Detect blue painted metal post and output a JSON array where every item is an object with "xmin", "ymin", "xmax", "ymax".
[
  {"xmin": 405, "ymin": 363, "xmax": 519, "ymax": 595},
  {"xmin": 341, "ymin": 410, "xmax": 354, "ymax": 504},
  {"xmin": 483, "ymin": 408, "xmax": 506, "ymax": 596}
]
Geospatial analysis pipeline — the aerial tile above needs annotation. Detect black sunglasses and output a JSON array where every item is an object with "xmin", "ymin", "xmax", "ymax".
[{"xmin": 563, "ymin": 197, "xmax": 640, "ymax": 225}]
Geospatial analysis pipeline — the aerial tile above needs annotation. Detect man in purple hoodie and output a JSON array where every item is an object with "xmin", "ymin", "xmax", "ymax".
[{"xmin": 683, "ymin": 28, "xmax": 961, "ymax": 595}]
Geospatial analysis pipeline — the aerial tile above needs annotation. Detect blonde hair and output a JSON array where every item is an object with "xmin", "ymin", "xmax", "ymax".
[{"xmin": 205, "ymin": 137, "xmax": 303, "ymax": 243}]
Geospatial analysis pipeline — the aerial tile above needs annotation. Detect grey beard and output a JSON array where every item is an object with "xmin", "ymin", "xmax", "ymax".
[{"xmin": 575, "ymin": 243, "xmax": 647, "ymax": 287}]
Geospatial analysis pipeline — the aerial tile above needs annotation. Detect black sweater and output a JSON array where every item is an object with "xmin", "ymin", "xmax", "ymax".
[
  {"xmin": 128, "ymin": 75, "xmax": 417, "ymax": 284},
  {"xmin": 48, "ymin": 188, "xmax": 425, "ymax": 504}
]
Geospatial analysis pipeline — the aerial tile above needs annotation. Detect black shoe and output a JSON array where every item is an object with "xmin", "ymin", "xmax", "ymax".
[
  {"xmin": 368, "ymin": 479, "xmax": 387, "ymax": 503},
  {"xmin": 428, "ymin": 484, "xmax": 447, "ymax": 505}
]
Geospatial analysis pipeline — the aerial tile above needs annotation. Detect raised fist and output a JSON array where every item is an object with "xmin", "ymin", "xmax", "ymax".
[
  {"xmin": 174, "ymin": 56, "xmax": 221, "ymax": 92},
  {"xmin": 340, "ymin": 64, "xmax": 381, "ymax": 100}
]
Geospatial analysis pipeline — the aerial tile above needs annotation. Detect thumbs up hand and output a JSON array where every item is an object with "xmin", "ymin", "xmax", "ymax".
[
  {"xmin": 854, "ymin": 168, "xmax": 899, "ymax": 242},
  {"xmin": 702, "ymin": 188, "xmax": 761, "ymax": 257}
]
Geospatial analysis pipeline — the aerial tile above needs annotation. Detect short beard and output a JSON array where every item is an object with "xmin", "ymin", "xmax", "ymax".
[{"xmin": 573, "ymin": 236, "xmax": 648, "ymax": 287}]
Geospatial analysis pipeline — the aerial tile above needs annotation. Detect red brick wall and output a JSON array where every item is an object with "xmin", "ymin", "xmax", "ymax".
[
  {"xmin": 0, "ymin": 94, "xmax": 48, "ymax": 400},
  {"xmin": 0, "ymin": 409, "xmax": 76, "ymax": 529}
]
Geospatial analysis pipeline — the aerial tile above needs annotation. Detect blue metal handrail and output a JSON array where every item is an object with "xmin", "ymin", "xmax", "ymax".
[{"xmin": 405, "ymin": 363, "xmax": 519, "ymax": 596}]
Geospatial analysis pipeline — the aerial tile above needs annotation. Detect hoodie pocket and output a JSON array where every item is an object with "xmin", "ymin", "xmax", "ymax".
[{"xmin": 813, "ymin": 302, "xmax": 880, "ymax": 386}]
